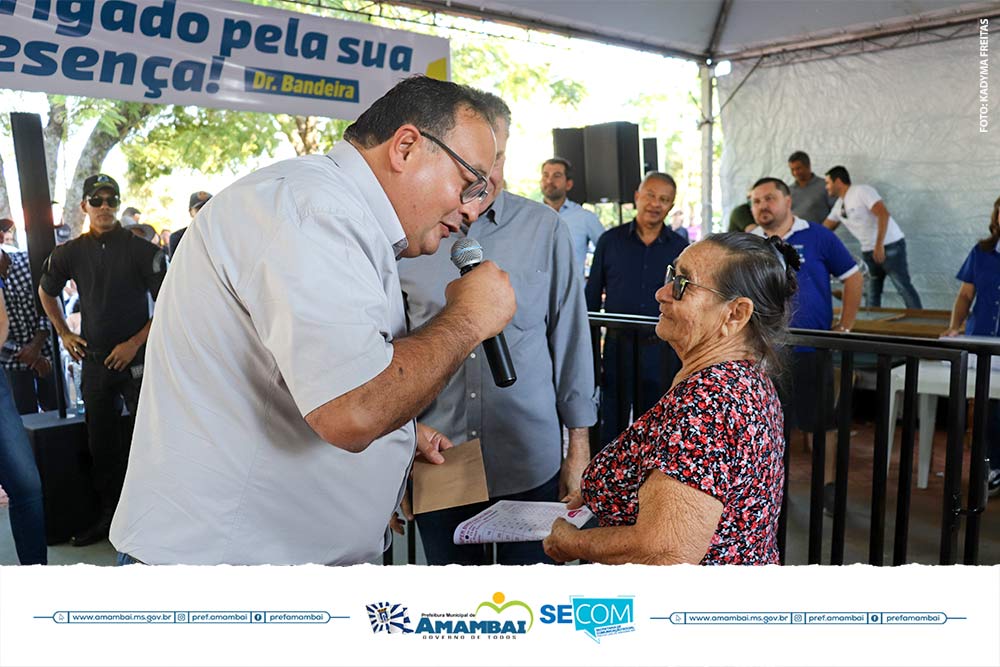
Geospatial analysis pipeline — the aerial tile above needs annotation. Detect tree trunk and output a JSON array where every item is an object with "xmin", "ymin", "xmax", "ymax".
[
  {"xmin": 0, "ymin": 150, "xmax": 11, "ymax": 220},
  {"xmin": 43, "ymin": 96, "xmax": 67, "ymax": 199},
  {"xmin": 61, "ymin": 103, "xmax": 155, "ymax": 235},
  {"xmin": 283, "ymin": 115, "xmax": 320, "ymax": 156}
]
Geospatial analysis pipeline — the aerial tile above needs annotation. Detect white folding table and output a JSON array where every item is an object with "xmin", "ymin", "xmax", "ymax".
[{"xmin": 887, "ymin": 358, "xmax": 1000, "ymax": 488}]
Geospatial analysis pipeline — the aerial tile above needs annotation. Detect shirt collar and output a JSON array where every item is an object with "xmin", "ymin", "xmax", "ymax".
[
  {"xmin": 750, "ymin": 216, "xmax": 809, "ymax": 240},
  {"xmin": 327, "ymin": 141, "xmax": 408, "ymax": 257},
  {"xmin": 627, "ymin": 219, "xmax": 676, "ymax": 244},
  {"xmin": 88, "ymin": 222, "xmax": 124, "ymax": 240},
  {"xmin": 480, "ymin": 190, "xmax": 506, "ymax": 227},
  {"xmin": 558, "ymin": 199, "xmax": 580, "ymax": 213}
]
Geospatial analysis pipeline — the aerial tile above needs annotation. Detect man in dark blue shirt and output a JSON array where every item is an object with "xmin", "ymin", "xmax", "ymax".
[{"xmin": 586, "ymin": 172, "xmax": 687, "ymax": 446}]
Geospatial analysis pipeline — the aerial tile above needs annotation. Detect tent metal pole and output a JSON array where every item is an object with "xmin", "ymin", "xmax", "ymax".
[{"xmin": 699, "ymin": 64, "xmax": 714, "ymax": 238}]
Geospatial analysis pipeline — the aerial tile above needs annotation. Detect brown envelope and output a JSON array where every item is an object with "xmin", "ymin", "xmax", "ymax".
[{"xmin": 411, "ymin": 439, "xmax": 490, "ymax": 514}]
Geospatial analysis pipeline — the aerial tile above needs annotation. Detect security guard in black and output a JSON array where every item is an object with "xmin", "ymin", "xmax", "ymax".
[
  {"xmin": 38, "ymin": 178, "xmax": 166, "ymax": 547},
  {"xmin": 40, "ymin": 223, "xmax": 166, "ymax": 359}
]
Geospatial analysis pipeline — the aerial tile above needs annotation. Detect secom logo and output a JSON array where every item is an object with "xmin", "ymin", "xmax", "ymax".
[{"xmin": 540, "ymin": 596, "xmax": 636, "ymax": 643}]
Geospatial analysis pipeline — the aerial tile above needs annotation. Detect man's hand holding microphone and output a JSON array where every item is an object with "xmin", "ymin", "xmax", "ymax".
[
  {"xmin": 447, "ymin": 238, "xmax": 517, "ymax": 387},
  {"xmin": 389, "ymin": 239, "xmax": 517, "ymax": 535},
  {"xmin": 441, "ymin": 254, "xmax": 516, "ymax": 375},
  {"xmin": 387, "ymin": 239, "xmax": 516, "ymax": 536}
]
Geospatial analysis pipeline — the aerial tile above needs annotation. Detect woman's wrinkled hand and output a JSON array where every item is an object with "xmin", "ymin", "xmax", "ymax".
[{"xmin": 543, "ymin": 517, "xmax": 579, "ymax": 564}]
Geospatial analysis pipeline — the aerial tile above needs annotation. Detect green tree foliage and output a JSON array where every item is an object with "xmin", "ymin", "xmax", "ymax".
[
  {"xmin": 624, "ymin": 84, "xmax": 717, "ymax": 231},
  {"xmin": 120, "ymin": 107, "xmax": 351, "ymax": 197},
  {"xmin": 121, "ymin": 107, "xmax": 280, "ymax": 188},
  {"xmin": 451, "ymin": 41, "xmax": 585, "ymax": 109}
]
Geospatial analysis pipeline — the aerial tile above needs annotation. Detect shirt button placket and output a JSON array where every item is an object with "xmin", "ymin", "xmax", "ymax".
[{"xmin": 467, "ymin": 348, "xmax": 483, "ymax": 441}]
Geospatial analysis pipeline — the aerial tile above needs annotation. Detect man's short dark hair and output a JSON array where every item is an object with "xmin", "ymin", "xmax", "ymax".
[
  {"xmin": 787, "ymin": 151, "xmax": 810, "ymax": 166},
  {"xmin": 825, "ymin": 165, "xmax": 851, "ymax": 185},
  {"xmin": 469, "ymin": 89, "xmax": 511, "ymax": 131},
  {"xmin": 543, "ymin": 157, "xmax": 573, "ymax": 179},
  {"xmin": 751, "ymin": 177, "xmax": 791, "ymax": 196},
  {"xmin": 344, "ymin": 75, "xmax": 496, "ymax": 148},
  {"xmin": 641, "ymin": 171, "xmax": 677, "ymax": 191},
  {"xmin": 122, "ymin": 207, "xmax": 141, "ymax": 217}
]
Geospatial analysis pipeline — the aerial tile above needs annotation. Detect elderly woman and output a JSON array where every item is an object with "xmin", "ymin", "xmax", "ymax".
[
  {"xmin": 943, "ymin": 195, "xmax": 1000, "ymax": 497},
  {"xmin": 544, "ymin": 232, "xmax": 800, "ymax": 565}
]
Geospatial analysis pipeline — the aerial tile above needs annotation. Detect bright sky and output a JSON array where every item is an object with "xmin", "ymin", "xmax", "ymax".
[{"xmin": 0, "ymin": 9, "xmax": 701, "ymax": 240}]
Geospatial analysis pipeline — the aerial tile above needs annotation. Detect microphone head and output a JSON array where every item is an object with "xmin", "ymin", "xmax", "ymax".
[{"xmin": 450, "ymin": 237, "xmax": 483, "ymax": 271}]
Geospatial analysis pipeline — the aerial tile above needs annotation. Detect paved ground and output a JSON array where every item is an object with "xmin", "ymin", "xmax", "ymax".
[{"xmin": 782, "ymin": 414, "xmax": 999, "ymax": 565}]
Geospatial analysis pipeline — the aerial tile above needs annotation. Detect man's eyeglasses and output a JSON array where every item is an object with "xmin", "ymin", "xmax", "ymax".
[
  {"xmin": 840, "ymin": 201, "xmax": 847, "ymax": 219},
  {"xmin": 664, "ymin": 265, "xmax": 729, "ymax": 301},
  {"xmin": 421, "ymin": 132, "xmax": 490, "ymax": 205},
  {"xmin": 87, "ymin": 195, "xmax": 120, "ymax": 208}
]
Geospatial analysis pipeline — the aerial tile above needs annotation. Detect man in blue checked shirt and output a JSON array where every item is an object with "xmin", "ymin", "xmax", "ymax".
[
  {"xmin": 0, "ymin": 259, "xmax": 47, "ymax": 565},
  {"xmin": 0, "ymin": 229, "xmax": 57, "ymax": 415},
  {"xmin": 398, "ymin": 94, "xmax": 597, "ymax": 566}
]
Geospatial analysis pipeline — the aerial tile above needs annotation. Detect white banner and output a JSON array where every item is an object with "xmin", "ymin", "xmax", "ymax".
[
  {"xmin": 0, "ymin": 0, "xmax": 450, "ymax": 118},
  {"xmin": 1, "ymin": 564, "xmax": 998, "ymax": 666}
]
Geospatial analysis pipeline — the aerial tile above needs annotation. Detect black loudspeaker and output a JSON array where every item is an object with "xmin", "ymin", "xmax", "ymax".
[
  {"xmin": 552, "ymin": 127, "xmax": 588, "ymax": 204},
  {"xmin": 11, "ymin": 113, "xmax": 68, "ymax": 416},
  {"xmin": 583, "ymin": 122, "xmax": 641, "ymax": 204},
  {"xmin": 10, "ymin": 113, "xmax": 56, "ymax": 315},
  {"xmin": 643, "ymin": 137, "xmax": 659, "ymax": 174},
  {"xmin": 22, "ymin": 412, "xmax": 100, "ymax": 545}
]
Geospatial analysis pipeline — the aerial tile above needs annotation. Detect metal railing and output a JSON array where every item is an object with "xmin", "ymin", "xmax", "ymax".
[{"xmin": 588, "ymin": 315, "xmax": 996, "ymax": 566}]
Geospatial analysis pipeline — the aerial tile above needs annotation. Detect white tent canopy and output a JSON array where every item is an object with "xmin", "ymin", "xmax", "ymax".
[{"xmin": 398, "ymin": 0, "xmax": 999, "ymax": 61}]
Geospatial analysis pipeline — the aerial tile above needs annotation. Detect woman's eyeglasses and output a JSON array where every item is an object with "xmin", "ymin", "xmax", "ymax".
[
  {"xmin": 87, "ymin": 195, "xmax": 120, "ymax": 208},
  {"xmin": 664, "ymin": 265, "xmax": 729, "ymax": 301},
  {"xmin": 421, "ymin": 132, "xmax": 490, "ymax": 205}
]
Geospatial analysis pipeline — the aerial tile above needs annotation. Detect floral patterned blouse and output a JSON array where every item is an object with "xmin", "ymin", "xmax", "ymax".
[{"xmin": 581, "ymin": 359, "xmax": 785, "ymax": 564}]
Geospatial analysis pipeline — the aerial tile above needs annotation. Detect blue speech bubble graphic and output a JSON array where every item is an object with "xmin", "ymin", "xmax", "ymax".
[{"xmin": 571, "ymin": 597, "xmax": 634, "ymax": 643}]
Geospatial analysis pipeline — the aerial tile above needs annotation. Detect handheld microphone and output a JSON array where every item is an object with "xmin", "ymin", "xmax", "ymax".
[{"xmin": 450, "ymin": 237, "xmax": 517, "ymax": 388}]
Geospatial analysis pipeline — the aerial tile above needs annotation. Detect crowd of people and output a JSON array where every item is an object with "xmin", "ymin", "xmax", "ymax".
[{"xmin": 2, "ymin": 75, "xmax": 997, "ymax": 568}]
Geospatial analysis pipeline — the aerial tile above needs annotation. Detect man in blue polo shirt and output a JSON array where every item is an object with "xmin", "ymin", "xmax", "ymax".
[
  {"xmin": 586, "ymin": 172, "xmax": 687, "ymax": 446},
  {"xmin": 542, "ymin": 157, "xmax": 605, "ymax": 275},
  {"xmin": 751, "ymin": 177, "xmax": 862, "ymax": 509}
]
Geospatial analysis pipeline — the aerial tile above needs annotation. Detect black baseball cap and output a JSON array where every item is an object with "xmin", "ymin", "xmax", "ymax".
[
  {"xmin": 189, "ymin": 191, "xmax": 213, "ymax": 210},
  {"xmin": 83, "ymin": 173, "xmax": 120, "ymax": 199}
]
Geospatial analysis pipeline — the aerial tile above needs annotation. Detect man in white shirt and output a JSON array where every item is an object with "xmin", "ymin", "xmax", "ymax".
[
  {"xmin": 541, "ymin": 158, "xmax": 605, "ymax": 274},
  {"xmin": 822, "ymin": 165, "xmax": 922, "ymax": 308},
  {"xmin": 110, "ymin": 76, "xmax": 516, "ymax": 565}
]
